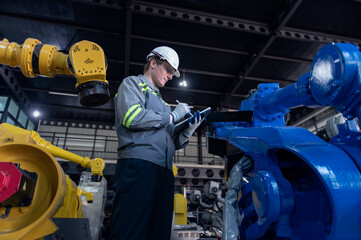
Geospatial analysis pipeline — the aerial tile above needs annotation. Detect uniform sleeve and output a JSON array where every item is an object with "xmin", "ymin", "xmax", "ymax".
[{"xmin": 116, "ymin": 77, "xmax": 171, "ymax": 130}]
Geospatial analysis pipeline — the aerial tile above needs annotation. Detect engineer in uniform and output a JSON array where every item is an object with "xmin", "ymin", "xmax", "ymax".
[{"xmin": 110, "ymin": 46, "xmax": 203, "ymax": 240}]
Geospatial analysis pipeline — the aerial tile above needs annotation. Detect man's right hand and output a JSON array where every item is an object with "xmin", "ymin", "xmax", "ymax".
[{"xmin": 170, "ymin": 101, "xmax": 191, "ymax": 123}]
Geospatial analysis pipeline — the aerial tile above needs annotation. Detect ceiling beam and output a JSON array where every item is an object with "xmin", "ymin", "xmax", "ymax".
[
  {"xmin": 132, "ymin": 1, "xmax": 271, "ymax": 36},
  {"xmin": 279, "ymin": 27, "xmax": 361, "ymax": 47},
  {"xmin": 132, "ymin": 35, "xmax": 249, "ymax": 55},
  {"xmin": 262, "ymin": 54, "xmax": 311, "ymax": 64},
  {"xmin": 32, "ymin": 103, "xmax": 114, "ymax": 113},
  {"xmin": 164, "ymin": 86, "xmax": 245, "ymax": 98},
  {"xmin": 221, "ymin": 0, "xmax": 304, "ymax": 108},
  {"xmin": 131, "ymin": 1, "xmax": 361, "ymax": 46},
  {"xmin": 132, "ymin": 35, "xmax": 312, "ymax": 64}
]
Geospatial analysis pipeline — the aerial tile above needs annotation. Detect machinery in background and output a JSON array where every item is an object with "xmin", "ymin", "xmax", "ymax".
[
  {"xmin": 172, "ymin": 163, "xmax": 225, "ymax": 240},
  {"xmin": 0, "ymin": 37, "xmax": 110, "ymax": 107},
  {"xmin": 188, "ymin": 180, "xmax": 226, "ymax": 238},
  {"xmin": 207, "ymin": 43, "xmax": 361, "ymax": 240},
  {"xmin": 77, "ymin": 171, "xmax": 107, "ymax": 240},
  {"xmin": 0, "ymin": 123, "xmax": 106, "ymax": 240},
  {"xmin": 171, "ymin": 180, "xmax": 225, "ymax": 240}
]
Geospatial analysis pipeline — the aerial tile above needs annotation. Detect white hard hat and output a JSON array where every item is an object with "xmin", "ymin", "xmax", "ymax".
[{"xmin": 146, "ymin": 46, "xmax": 180, "ymax": 77}]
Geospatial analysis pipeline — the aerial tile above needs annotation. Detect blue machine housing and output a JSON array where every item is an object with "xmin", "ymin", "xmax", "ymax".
[{"xmin": 207, "ymin": 43, "xmax": 361, "ymax": 240}]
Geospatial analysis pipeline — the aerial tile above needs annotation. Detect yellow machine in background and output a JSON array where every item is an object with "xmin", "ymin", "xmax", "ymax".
[
  {"xmin": 174, "ymin": 193, "xmax": 187, "ymax": 225},
  {"xmin": 0, "ymin": 38, "xmax": 110, "ymax": 107},
  {"xmin": 0, "ymin": 123, "xmax": 105, "ymax": 240},
  {"xmin": 172, "ymin": 165, "xmax": 188, "ymax": 225}
]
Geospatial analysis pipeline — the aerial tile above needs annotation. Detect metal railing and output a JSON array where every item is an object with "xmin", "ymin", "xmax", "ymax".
[{"xmin": 38, "ymin": 121, "xmax": 223, "ymax": 165}]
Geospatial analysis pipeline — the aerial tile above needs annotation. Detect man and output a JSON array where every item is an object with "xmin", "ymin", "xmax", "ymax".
[{"xmin": 110, "ymin": 46, "xmax": 203, "ymax": 240}]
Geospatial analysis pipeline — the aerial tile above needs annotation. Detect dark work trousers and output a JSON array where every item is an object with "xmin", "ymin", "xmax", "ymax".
[{"xmin": 109, "ymin": 158, "xmax": 175, "ymax": 240}]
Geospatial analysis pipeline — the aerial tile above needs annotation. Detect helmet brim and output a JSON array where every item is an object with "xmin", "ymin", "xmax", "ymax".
[{"xmin": 174, "ymin": 70, "xmax": 180, "ymax": 78}]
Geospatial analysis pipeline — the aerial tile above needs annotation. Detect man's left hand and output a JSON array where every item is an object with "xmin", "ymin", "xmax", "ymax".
[{"xmin": 182, "ymin": 110, "xmax": 203, "ymax": 138}]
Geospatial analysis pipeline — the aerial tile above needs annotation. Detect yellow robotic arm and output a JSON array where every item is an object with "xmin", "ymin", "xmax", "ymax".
[
  {"xmin": 0, "ymin": 38, "xmax": 110, "ymax": 107},
  {"xmin": 0, "ymin": 123, "xmax": 105, "ymax": 239},
  {"xmin": 1, "ymin": 123, "xmax": 105, "ymax": 181}
]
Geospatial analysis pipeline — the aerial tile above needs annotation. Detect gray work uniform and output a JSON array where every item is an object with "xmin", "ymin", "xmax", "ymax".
[{"xmin": 114, "ymin": 74, "xmax": 187, "ymax": 170}]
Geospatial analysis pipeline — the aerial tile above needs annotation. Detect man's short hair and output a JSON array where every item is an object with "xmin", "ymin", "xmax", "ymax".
[{"xmin": 143, "ymin": 57, "xmax": 163, "ymax": 73}]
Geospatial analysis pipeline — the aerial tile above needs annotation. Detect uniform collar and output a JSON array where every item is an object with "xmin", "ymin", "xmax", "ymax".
[{"xmin": 139, "ymin": 74, "xmax": 160, "ymax": 93}]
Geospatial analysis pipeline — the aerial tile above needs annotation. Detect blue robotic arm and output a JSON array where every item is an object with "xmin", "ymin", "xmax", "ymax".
[
  {"xmin": 241, "ymin": 43, "xmax": 361, "ymax": 127},
  {"xmin": 208, "ymin": 43, "xmax": 361, "ymax": 240}
]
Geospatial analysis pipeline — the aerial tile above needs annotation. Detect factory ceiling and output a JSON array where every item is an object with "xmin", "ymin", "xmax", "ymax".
[{"xmin": 0, "ymin": 0, "xmax": 360, "ymax": 125}]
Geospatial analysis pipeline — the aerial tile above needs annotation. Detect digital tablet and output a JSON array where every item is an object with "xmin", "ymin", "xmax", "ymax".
[{"xmin": 174, "ymin": 107, "xmax": 212, "ymax": 135}]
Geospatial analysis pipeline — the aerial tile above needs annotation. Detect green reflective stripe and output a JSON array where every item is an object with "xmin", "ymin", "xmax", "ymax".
[
  {"xmin": 126, "ymin": 107, "xmax": 141, "ymax": 128},
  {"xmin": 142, "ymin": 87, "xmax": 158, "ymax": 96},
  {"xmin": 115, "ymin": 93, "xmax": 118, "ymax": 97},
  {"xmin": 161, "ymin": 99, "xmax": 169, "ymax": 106},
  {"xmin": 139, "ymin": 82, "xmax": 168, "ymax": 105},
  {"xmin": 123, "ymin": 104, "xmax": 140, "ymax": 126}
]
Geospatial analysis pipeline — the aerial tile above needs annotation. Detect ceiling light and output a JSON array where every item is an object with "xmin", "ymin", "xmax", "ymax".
[
  {"xmin": 179, "ymin": 72, "xmax": 188, "ymax": 87},
  {"xmin": 33, "ymin": 110, "xmax": 40, "ymax": 117},
  {"xmin": 179, "ymin": 80, "xmax": 188, "ymax": 87}
]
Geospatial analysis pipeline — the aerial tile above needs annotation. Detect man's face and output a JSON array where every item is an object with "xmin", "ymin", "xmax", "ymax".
[{"xmin": 151, "ymin": 60, "xmax": 175, "ymax": 88}]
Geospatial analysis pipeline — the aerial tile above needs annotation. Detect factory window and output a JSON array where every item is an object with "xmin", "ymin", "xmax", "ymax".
[
  {"xmin": 18, "ymin": 110, "xmax": 27, "ymax": 127},
  {"xmin": 8, "ymin": 99, "xmax": 19, "ymax": 119},
  {"xmin": 0, "ymin": 96, "xmax": 36, "ymax": 130},
  {"xmin": 0, "ymin": 96, "xmax": 7, "ymax": 111},
  {"xmin": 6, "ymin": 117, "xmax": 15, "ymax": 125},
  {"xmin": 27, "ymin": 120, "xmax": 35, "ymax": 130}
]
